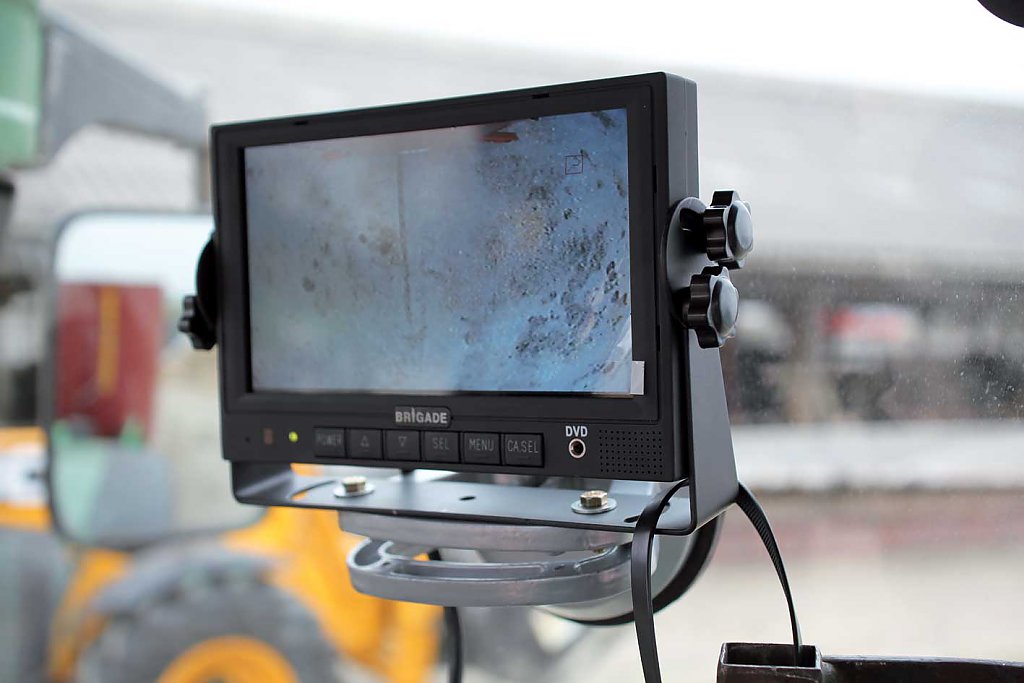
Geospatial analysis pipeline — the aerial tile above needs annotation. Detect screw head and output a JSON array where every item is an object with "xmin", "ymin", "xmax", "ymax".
[
  {"xmin": 341, "ymin": 475, "xmax": 368, "ymax": 495},
  {"xmin": 579, "ymin": 490, "xmax": 609, "ymax": 509}
]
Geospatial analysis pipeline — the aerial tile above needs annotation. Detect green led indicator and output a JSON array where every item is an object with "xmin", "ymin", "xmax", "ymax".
[{"xmin": 288, "ymin": 431, "xmax": 299, "ymax": 443}]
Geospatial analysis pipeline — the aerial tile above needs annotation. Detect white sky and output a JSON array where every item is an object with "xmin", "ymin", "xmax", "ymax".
[
  {"xmin": 57, "ymin": 213, "xmax": 212, "ymax": 296},
  {"xmin": 182, "ymin": 0, "xmax": 1024, "ymax": 104}
]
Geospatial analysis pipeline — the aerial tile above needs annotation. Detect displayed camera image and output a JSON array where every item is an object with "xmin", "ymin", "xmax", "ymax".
[{"xmin": 245, "ymin": 108, "xmax": 633, "ymax": 395}]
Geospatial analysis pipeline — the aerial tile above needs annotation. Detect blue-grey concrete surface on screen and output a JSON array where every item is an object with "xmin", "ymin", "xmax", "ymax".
[{"xmin": 245, "ymin": 108, "xmax": 632, "ymax": 394}]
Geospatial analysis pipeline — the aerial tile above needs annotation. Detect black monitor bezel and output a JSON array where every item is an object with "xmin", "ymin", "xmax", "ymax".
[{"xmin": 212, "ymin": 78, "xmax": 664, "ymax": 426}]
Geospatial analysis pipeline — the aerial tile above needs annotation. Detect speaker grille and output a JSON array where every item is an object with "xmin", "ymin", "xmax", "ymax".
[{"xmin": 597, "ymin": 429, "xmax": 665, "ymax": 478}]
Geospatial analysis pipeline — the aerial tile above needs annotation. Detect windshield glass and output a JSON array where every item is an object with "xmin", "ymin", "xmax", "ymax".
[{"xmin": 3, "ymin": 0, "xmax": 1022, "ymax": 678}]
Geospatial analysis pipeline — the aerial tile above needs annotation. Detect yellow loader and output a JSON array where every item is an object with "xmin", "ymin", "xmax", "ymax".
[{"xmin": 0, "ymin": 3, "xmax": 440, "ymax": 680}]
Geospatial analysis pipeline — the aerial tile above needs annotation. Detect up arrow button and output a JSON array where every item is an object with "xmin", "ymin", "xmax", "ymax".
[{"xmin": 348, "ymin": 430, "xmax": 382, "ymax": 460}]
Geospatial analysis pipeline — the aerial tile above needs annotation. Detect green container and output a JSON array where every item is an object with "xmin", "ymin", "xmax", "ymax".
[{"xmin": 0, "ymin": 0, "xmax": 42, "ymax": 168}]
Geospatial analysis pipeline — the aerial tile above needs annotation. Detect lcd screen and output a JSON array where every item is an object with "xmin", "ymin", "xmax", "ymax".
[{"xmin": 244, "ymin": 108, "xmax": 632, "ymax": 395}]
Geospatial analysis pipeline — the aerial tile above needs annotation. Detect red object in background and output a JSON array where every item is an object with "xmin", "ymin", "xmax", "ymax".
[
  {"xmin": 56, "ymin": 283, "xmax": 164, "ymax": 439},
  {"xmin": 826, "ymin": 305, "xmax": 918, "ymax": 344}
]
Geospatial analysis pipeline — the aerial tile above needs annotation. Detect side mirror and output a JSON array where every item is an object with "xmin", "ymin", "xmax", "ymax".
[{"xmin": 45, "ymin": 212, "xmax": 254, "ymax": 548}]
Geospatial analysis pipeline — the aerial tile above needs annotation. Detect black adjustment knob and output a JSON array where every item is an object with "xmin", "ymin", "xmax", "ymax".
[
  {"xmin": 684, "ymin": 267, "xmax": 739, "ymax": 348},
  {"xmin": 178, "ymin": 238, "xmax": 218, "ymax": 351},
  {"xmin": 702, "ymin": 190, "xmax": 753, "ymax": 269},
  {"xmin": 178, "ymin": 295, "xmax": 215, "ymax": 350}
]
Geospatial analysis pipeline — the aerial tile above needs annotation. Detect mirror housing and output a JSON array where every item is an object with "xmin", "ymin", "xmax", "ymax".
[{"xmin": 44, "ymin": 211, "xmax": 246, "ymax": 549}]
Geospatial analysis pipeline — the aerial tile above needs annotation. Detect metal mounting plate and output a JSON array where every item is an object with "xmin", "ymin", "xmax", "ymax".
[
  {"xmin": 235, "ymin": 467, "xmax": 696, "ymax": 534},
  {"xmin": 340, "ymin": 511, "xmax": 633, "ymax": 551}
]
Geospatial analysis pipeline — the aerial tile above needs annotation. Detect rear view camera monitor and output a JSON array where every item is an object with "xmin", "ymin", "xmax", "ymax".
[{"xmin": 211, "ymin": 73, "xmax": 728, "ymax": 484}]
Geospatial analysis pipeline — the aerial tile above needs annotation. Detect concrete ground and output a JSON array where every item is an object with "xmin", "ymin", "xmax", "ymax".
[{"xmin": 462, "ymin": 491, "xmax": 1024, "ymax": 683}]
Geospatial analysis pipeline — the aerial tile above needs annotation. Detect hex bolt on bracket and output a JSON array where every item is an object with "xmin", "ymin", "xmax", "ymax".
[
  {"xmin": 333, "ymin": 475, "xmax": 375, "ymax": 498},
  {"xmin": 571, "ymin": 489, "xmax": 618, "ymax": 515}
]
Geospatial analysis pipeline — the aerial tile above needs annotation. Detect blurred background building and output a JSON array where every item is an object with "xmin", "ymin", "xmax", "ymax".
[{"xmin": 7, "ymin": 0, "xmax": 1024, "ymax": 483}]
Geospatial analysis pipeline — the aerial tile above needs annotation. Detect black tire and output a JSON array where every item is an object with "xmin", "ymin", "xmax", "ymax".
[
  {"xmin": 461, "ymin": 606, "xmax": 588, "ymax": 681},
  {"xmin": 0, "ymin": 529, "xmax": 69, "ymax": 683},
  {"xmin": 76, "ymin": 578, "xmax": 340, "ymax": 683}
]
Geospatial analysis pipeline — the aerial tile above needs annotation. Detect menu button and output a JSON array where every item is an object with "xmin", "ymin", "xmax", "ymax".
[{"xmin": 462, "ymin": 433, "xmax": 500, "ymax": 464}]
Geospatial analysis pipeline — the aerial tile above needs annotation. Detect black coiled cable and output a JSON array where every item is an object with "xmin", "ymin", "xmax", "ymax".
[
  {"xmin": 428, "ymin": 550, "xmax": 463, "ymax": 683},
  {"xmin": 630, "ymin": 481, "xmax": 802, "ymax": 682}
]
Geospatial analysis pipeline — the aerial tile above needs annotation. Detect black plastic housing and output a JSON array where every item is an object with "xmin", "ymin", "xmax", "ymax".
[
  {"xmin": 210, "ymin": 73, "xmax": 737, "ymax": 527},
  {"xmin": 718, "ymin": 643, "xmax": 1024, "ymax": 682}
]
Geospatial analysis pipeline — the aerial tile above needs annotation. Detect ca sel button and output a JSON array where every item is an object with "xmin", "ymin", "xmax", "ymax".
[
  {"xmin": 502, "ymin": 434, "xmax": 543, "ymax": 467},
  {"xmin": 462, "ymin": 433, "xmax": 500, "ymax": 465}
]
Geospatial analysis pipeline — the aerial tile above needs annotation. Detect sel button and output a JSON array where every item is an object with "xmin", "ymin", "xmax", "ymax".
[
  {"xmin": 423, "ymin": 432, "xmax": 459, "ymax": 463},
  {"xmin": 502, "ymin": 434, "xmax": 543, "ymax": 467},
  {"xmin": 462, "ymin": 433, "xmax": 500, "ymax": 465}
]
